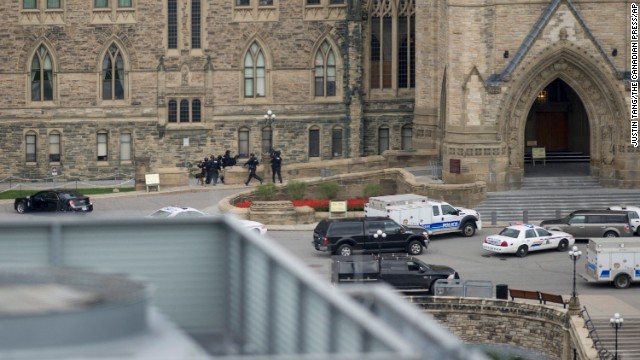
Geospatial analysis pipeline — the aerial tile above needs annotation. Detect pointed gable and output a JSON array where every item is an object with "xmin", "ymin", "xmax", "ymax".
[{"xmin": 488, "ymin": 0, "xmax": 618, "ymax": 86}]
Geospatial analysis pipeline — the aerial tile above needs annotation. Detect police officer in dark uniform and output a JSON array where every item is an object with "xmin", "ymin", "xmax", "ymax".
[
  {"xmin": 211, "ymin": 155, "xmax": 222, "ymax": 185},
  {"xmin": 270, "ymin": 150, "xmax": 282, "ymax": 184},
  {"xmin": 243, "ymin": 153, "xmax": 263, "ymax": 186}
]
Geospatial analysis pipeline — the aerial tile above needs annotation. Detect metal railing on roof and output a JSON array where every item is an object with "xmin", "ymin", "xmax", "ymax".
[{"xmin": 0, "ymin": 216, "xmax": 486, "ymax": 359}]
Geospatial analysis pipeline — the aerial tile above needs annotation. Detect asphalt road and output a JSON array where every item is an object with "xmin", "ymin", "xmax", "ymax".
[
  {"xmin": 266, "ymin": 230, "xmax": 640, "ymax": 318},
  {"xmin": 2, "ymin": 187, "xmax": 639, "ymax": 318}
]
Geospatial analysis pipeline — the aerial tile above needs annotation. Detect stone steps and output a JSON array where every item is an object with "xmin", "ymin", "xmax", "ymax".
[
  {"xmin": 589, "ymin": 317, "xmax": 640, "ymax": 359},
  {"xmin": 476, "ymin": 176, "xmax": 640, "ymax": 223}
]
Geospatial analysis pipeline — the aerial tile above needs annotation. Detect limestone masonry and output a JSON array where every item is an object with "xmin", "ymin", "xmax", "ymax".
[{"xmin": 0, "ymin": 0, "xmax": 635, "ymax": 191}]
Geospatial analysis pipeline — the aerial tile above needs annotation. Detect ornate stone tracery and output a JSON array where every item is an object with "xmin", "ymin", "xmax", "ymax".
[{"xmin": 498, "ymin": 45, "xmax": 626, "ymax": 174}]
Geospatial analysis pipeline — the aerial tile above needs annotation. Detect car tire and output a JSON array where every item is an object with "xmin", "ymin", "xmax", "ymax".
[
  {"xmin": 614, "ymin": 274, "xmax": 631, "ymax": 289},
  {"xmin": 604, "ymin": 231, "xmax": 618, "ymax": 238},
  {"xmin": 516, "ymin": 245, "xmax": 528, "ymax": 257},
  {"xmin": 557, "ymin": 239, "xmax": 569, "ymax": 251},
  {"xmin": 337, "ymin": 244, "xmax": 353, "ymax": 257},
  {"xmin": 407, "ymin": 240, "xmax": 423, "ymax": 255},
  {"xmin": 16, "ymin": 202, "xmax": 27, "ymax": 214},
  {"xmin": 461, "ymin": 222, "xmax": 476, "ymax": 237}
]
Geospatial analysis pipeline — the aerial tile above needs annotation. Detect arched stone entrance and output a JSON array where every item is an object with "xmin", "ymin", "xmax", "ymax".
[
  {"xmin": 524, "ymin": 78, "xmax": 590, "ymax": 176},
  {"xmin": 500, "ymin": 46, "xmax": 626, "ymax": 188}
]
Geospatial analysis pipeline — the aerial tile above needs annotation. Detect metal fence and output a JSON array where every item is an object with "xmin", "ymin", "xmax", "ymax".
[
  {"xmin": 0, "ymin": 172, "xmax": 135, "ymax": 193},
  {"xmin": 433, "ymin": 279, "xmax": 494, "ymax": 298}
]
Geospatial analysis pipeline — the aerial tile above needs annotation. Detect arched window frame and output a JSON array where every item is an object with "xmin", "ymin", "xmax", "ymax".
[
  {"xmin": 49, "ymin": 130, "xmax": 61, "ymax": 162},
  {"xmin": 100, "ymin": 42, "xmax": 127, "ymax": 102},
  {"xmin": 311, "ymin": 37, "xmax": 342, "ymax": 100},
  {"xmin": 192, "ymin": 99, "xmax": 201, "ymax": 122},
  {"xmin": 168, "ymin": 100, "xmax": 178, "ymax": 122},
  {"xmin": 29, "ymin": 43, "xmax": 56, "ymax": 103},
  {"xmin": 238, "ymin": 127, "xmax": 250, "ymax": 157},
  {"xmin": 179, "ymin": 99, "xmax": 190, "ymax": 122},
  {"xmin": 243, "ymin": 40, "xmax": 268, "ymax": 99}
]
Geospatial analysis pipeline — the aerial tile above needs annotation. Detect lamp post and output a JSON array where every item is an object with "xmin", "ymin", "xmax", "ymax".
[
  {"xmin": 610, "ymin": 313, "xmax": 623, "ymax": 360},
  {"xmin": 568, "ymin": 245, "xmax": 582, "ymax": 315},
  {"xmin": 264, "ymin": 109, "xmax": 276, "ymax": 153},
  {"xmin": 373, "ymin": 229, "xmax": 386, "ymax": 253}
]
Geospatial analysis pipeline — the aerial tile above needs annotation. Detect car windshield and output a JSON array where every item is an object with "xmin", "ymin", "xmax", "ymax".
[
  {"xmin": 498, "ymin": 228, "xmax": 520, "ymax": 238},
  {"xmin": 149, "ymin": 210, "xmax": 172, "ymax": 218}
]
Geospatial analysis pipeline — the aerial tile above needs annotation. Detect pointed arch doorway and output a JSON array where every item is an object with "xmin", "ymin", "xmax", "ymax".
[{"xmin": 524, "ymin": 78, "xmax": 590, "ymax": 176}]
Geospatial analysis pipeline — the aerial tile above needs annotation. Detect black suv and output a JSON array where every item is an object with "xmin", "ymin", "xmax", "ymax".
[{"xmin": 312, "ymin": 217, "xmax": 429, "ymax": 256}]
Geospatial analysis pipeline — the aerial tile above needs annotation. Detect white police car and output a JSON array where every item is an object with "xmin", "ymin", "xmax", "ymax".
[{"xmin": 483, "ymin": 224, "xmax": 575, "ymax": 257}]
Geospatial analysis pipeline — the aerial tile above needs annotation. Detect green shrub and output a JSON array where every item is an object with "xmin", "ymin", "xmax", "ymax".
[
  {"xmin": 256, "ymin": 183, "xmax": 276, "ymax": 201},
  {"xmin": 319, "ymin": 181, "xmax": 339, "ymax": 200},
  {"xmin": 286, "ymin": 180, "xmax": 307, "ymax": 200},
  {"xmin": 362, "ymin": 183, "xmax": 383, "ymax": 198}
]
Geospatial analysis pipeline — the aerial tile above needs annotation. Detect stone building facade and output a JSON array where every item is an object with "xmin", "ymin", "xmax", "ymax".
[{"xmin": 0, "ymin": 0, "xmax": 635, "ymax": 191}]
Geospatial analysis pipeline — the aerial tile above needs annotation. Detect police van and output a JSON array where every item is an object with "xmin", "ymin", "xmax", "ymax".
[
  {"xmin": 364, "ymin": 194, "xmax": 482, "ymax": 237},
  {"xmin": 580, "ymin": 238, "xmax": 640, "ymax": 289}
]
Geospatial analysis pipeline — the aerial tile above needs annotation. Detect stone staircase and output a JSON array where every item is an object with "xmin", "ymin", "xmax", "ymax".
[
  {"xmin": 589, "ymin": 316, "xmax": 640, "ymax": 360},
  {"xmin": 524, "ymin": 151, "xmax": 590, "ymax": 164},
  {"xmin": 475, "ymin": 176, "xmax": 640, "ymax": 224}
]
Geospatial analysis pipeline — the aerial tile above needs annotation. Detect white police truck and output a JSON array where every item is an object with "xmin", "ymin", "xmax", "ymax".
[
  {"xmin": 581, "ymin": 238, "xmax": 640, "ymax": 289},
  {"xmin": 364, "ymin": 194, "xmax": 482, "ymax": 237}
]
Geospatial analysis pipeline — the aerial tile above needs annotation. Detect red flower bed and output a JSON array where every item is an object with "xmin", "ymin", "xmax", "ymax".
[{"xmin": 235, "ymin": 198, "xmax": 368, "ymax": 211}]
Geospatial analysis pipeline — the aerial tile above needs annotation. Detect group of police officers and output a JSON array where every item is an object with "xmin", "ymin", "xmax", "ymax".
[{"xmin": 197, "ymin": 149, "xmax": 283, "ymax": 186}]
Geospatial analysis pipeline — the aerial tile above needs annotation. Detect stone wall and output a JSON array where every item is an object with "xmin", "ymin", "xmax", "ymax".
[{"xmin": 408, "ymin": 297, "xmax": 572, "ymax": 360}]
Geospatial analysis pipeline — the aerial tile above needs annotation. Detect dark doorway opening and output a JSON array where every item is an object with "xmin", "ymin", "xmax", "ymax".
[{"xmin": 524, "ymin": 79, "xmax": 590, "ymax": 176}]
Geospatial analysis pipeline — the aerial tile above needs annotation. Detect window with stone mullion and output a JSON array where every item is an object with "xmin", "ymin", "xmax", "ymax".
[
  {"xmin": 244, "ymin": 42, "xmax": 266, "ymax": 98},
  {"xmin": 102, "ymin": 45, "xmax": 125, "ymax": 100},
  {"xmin": 31, "ymin": 45, "xmax": 53, "ymax": 102},
  {"xmin": 168, "ymin": 0, "xmax": 178, "ymax": 49},
  {"xmin": 191, "ymin": 0, "xmax": 201, "ymax": 49}
]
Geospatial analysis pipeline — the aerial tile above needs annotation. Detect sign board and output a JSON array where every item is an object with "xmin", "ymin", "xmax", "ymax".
[
  {"xmin": 449, "ymin": 159, "xmax": 461, "ymax": 174},
  {"xmin": 329, "ymin": 201, "xmax": 347, "ymax": 218},
  {"xmin": 532, "ymin": 147, "xmax": 546, "ymax": 159},
  {"xmin": 145, "ymin": 172, "xmax": 160, "ymax": 192},
  {"xmin": 51, "ymin": 166, "xmax": 58, "ymax": 176},
  {"xmin": 531, "ymin": 147, "xmax": 546, "ymax": 166},
  {"xmin": 526, "ymin": 140, "xmax": 537, "ymax": 147},
  {"xmin": 183, "ymin": 137, "xmax": 190, "ymax": 147}
]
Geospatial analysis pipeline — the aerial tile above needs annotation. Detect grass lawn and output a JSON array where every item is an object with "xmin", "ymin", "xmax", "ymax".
[{"xmin": 0, "ymin": 187, "xmax": 136, "ymax": 200}]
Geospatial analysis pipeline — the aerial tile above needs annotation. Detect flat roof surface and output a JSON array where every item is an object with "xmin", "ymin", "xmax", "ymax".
[{"xmin": 0, "ymin": 284, "xmax": 100, "ymax": 315}]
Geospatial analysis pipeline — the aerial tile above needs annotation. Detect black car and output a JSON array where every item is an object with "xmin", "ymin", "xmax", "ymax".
[
  {"xmin": 14, "ymin": 190, "xmax": 93, "ymax": 214},
  {"xmin": 312, "ymin": 217, "xmax": 429, "ymax": 256},
  {"xmin": 332, "ymin": 254, "xmax": 459, "ymax": 292}
]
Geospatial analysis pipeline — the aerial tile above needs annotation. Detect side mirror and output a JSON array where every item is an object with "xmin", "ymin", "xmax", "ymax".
[{"xmin": 419, "ymin": 267, "xmax": 426, "ymax": 273}]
